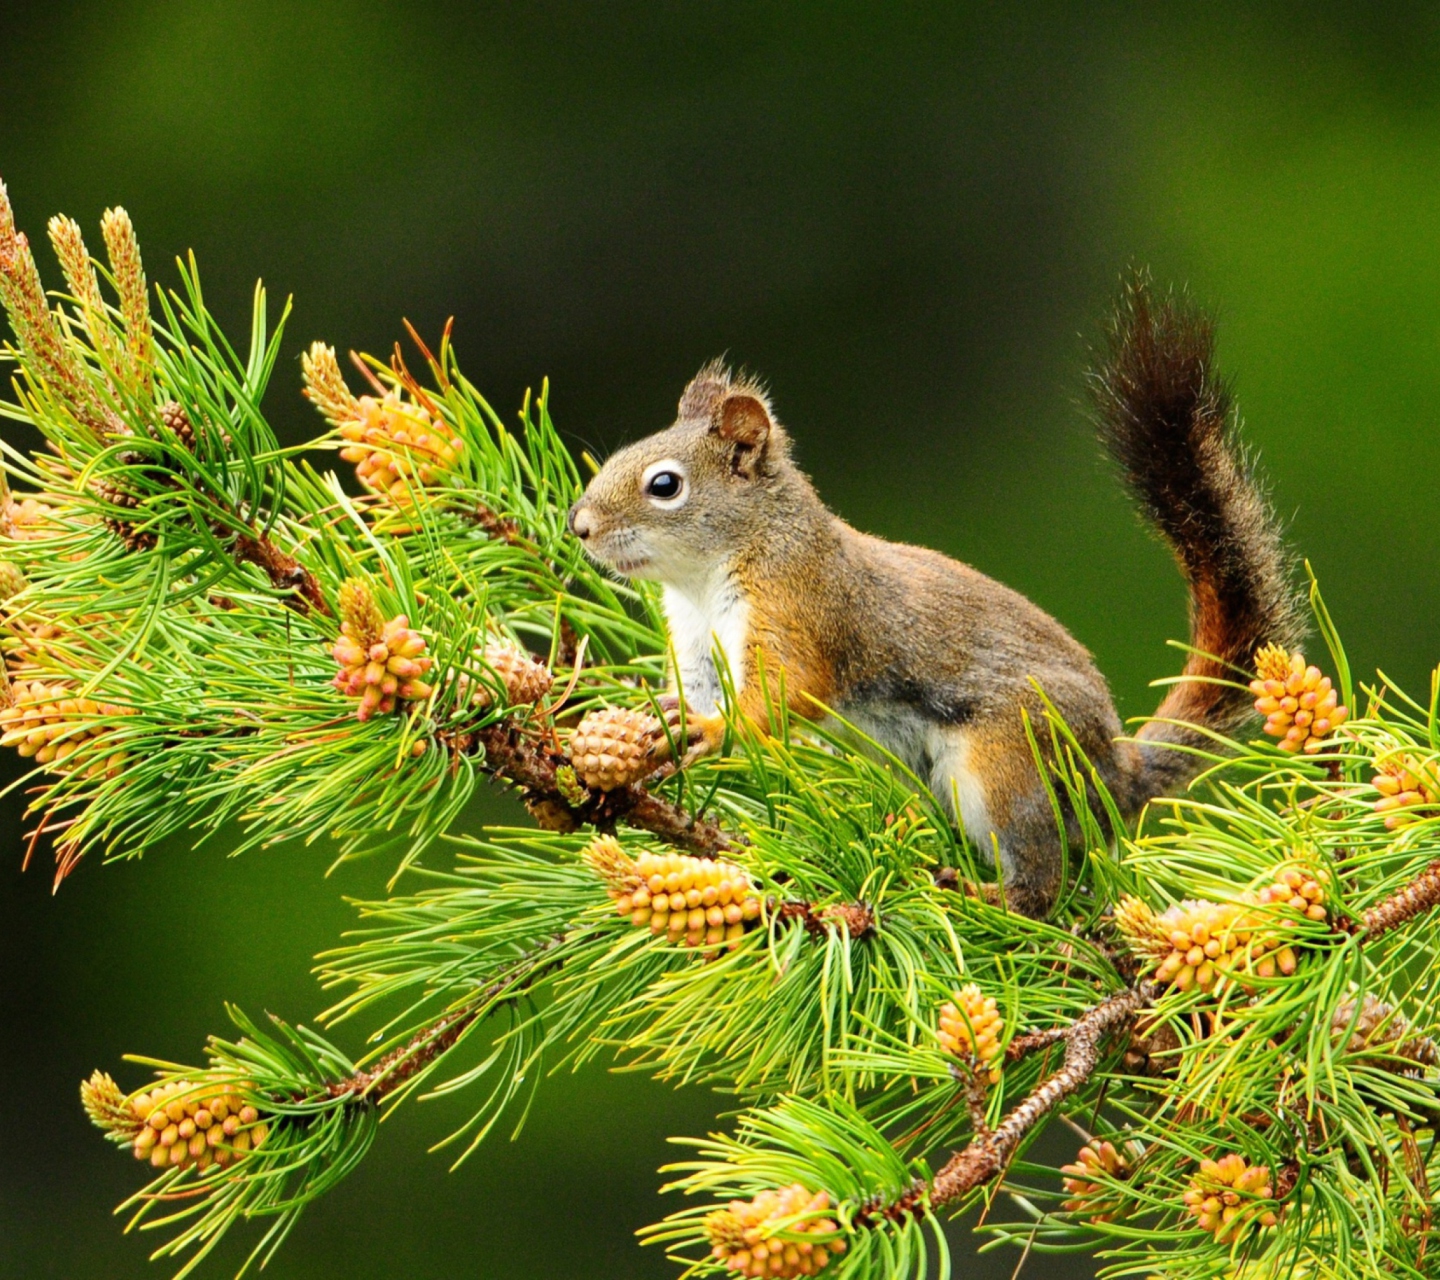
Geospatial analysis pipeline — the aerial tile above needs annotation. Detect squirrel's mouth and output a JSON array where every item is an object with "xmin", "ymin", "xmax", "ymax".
[{"xmin": 609, "ymin": 555, "xmax": 651, "ymax": 576}]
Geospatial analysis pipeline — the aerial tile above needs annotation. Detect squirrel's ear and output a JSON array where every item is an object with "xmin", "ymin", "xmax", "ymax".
[{"xmin": 714, "ymin": 393, "xmax": 773, "ymax": 478}]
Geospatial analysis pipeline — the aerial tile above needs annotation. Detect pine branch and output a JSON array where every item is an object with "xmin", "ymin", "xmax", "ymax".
[{"xmin": 927, "ymin": 984, "xmax": 1153, "ymax": 1208}]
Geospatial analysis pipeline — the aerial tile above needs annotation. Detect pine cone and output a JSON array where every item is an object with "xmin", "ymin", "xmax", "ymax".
[
  {"xmin": 568, "ymin": 705, "xmax": 675, "ymax": 791},
  {"xmin": 157, "ymin": 400, "xmax": 196, "ymax": 450},
  {"xmin": 1060, "ymin": 1139, "xmax": 1138, "ymax": 1223},
  {"xmin": 1372, "ymin": 754, "xmax": 1440, "ymax": 829},
  {"xmin": 467, "ymin": 641, "xmax": 553, "ymax": 708},
  {"xmin": 937, "ymin": 983, "xmax": 1004, "ymax": 1081},
  {"xmin": 1331, "ymin": 992, "xmax": 1439, "ymax": 1070},
  {"xmin": 705, "ymin": 1183, "xmax": 846, "ymax": 1278},
  {"xmin": 83, "ymin": 1074, "xmax": 270, "ymax": 1173},
  {"xmin": 0, "ymin": 679, "xmax": 129, "ymax": 777},
  {"xmin": 586, "ymin": 836, "xmax": 761, "ymax": 948},
  {"xmin": 331, "ymin": 580, "xmax": 434, "ymax": 721},
  {"xmin": 1250, "ymin": 644, "xmax": 1348, "ymax": 754},
  {"xmin": 1182, "ymin": 1153, "xmax": 1279, "ymax": 1241}
]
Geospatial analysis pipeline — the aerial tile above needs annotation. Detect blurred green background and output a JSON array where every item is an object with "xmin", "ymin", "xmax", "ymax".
[{"xmin": 4, "ymin": 3, "xmax": 1440, "ymax": 1277}]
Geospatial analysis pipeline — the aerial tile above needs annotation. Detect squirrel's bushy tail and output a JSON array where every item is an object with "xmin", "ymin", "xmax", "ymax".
[{"xmin": 1091, "ymin": 272, "xmax": 1305, "ymax": 804}]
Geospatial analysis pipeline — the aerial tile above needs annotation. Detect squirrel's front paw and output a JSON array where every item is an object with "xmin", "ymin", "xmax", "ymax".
[{"xmin": 652, "ymin": 695, "xmax": 727, "ymax": 766}]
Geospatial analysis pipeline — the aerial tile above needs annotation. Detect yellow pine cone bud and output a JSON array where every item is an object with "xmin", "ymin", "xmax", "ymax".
[
  {"xmin": 0, "ymin": 679, "xmax": 129, "ymax": 777},
  {"xmin": 568, "ymin": 705, "xmax": 675, "ymax": 790},
  {"xmin": 938, "ymin": 983, "xmax": 1004, "ymax": 1081},
  {"xmin": 1331, "ymin": 991, "xmax": 1439, "ymax": 1070},
  {"xmin": 1250, "ymin": 645, "xmax": 1348, "ymax": 754},
  {"xmin": 2, "ymin": 493, "xmax": 62, "ymax": 542},
  {"xmin": 1113, "ymin": 894, "xmax": 1171, "ymax": 960},
  {"xmin": 1182, "ymin": 1154, "xmax": 1279, "ymax": 1242},
  {"xmin": 468, "ymin": 640, "xmax": 553, "ymax": 708},
  {"xmin": 311, "ymin": 357, "xmax": 463, "ymax": 502},
  {"xmin": 83, "ymin": 1075, "xmax": 272, "ymax": 1174},
  {"xmin": 81, "ymin": 1071, "xmax": 144, "ymax": 1141},
  {"xmin": 1372, "ymin": 754, "xmax": 1440, "ymax": 829},
  {"xmin": 332, "ymin": 580, "xmax": 434, "ymax": 721},
  {"xmin": 1254, "ymin": 866, "xmax": 1328, "ymax": 923},
  {"xmin": 705, "ymin": 1183, "xmax": 847, "ymax": 1278},
  {"xmin": 1122, "ymin": 872, "xmax": 1326, "ymax": 994},
  {"xmin": 1060, "ymin": 1139, "xmax": 1138, "ymax": 1223},
  {"xmin": 0, "ymin": 560, "xmax": 25, "ymax": 603},
  {"xmin": 585, "ymin": 836, "xmax": 761, "ymax": 949}
]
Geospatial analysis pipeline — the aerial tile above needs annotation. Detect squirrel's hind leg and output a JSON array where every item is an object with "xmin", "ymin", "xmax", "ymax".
[{"xmin": 928, "ymin": 721, "xmax": 1063, "ymax": 918}]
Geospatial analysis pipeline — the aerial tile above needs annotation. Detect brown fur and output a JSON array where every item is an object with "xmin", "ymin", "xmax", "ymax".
[{"xmin": 569, "ymin": 278, "xmax": 1301, "ymax": 916}]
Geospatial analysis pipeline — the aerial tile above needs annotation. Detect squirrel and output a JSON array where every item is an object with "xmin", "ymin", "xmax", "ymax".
[{"xmin": 567, "ymin": 275, "xmax": 1304, "ymax": 917}]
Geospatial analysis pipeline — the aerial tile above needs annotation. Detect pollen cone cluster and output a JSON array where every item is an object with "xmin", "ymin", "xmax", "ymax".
[
  {"xmin": 1115, "ymin": 872, "xmax": 1326, "ymax": 994},
  {"xmin": 0, "ymin": 679, "xmax": 128, "ymax": 776},
  {"xmin": 1331, "ymin": 992, "xmax": 1439, "ymax": 1071},
  {"xmin": 1372, "ymin": 755, "xmax": 1440, "ymax": 829},
  {"xmin": 1250, "ymin": 645, "xmax": 1348, "ymax": 754},
  {"xmin": 937, "ymin": 983, "xmax": 1004, "ymax": 1081},
  {"xmin": 585, "ymin": 835, "xmax": 761, "ymax": 948},
  {"xmin": 303, "ymin": 343, "xmax": 461, "ymax": 502},
  {"xmin": 331, "ymin": 580, "xmax": 434, "ymax": 721},
  {"xmin": 2, "ymin": 492, "xmax": 62, "ymax": 541},
  {"xmin": 464, "ymin": 640, "xmax": 553, "ymax": 708},
  {"xmin": 1060, "ymin": 1139, "xmax": 1136, "ymax": 1223},
  {"xmin": 1182, "ymin": 1154, "xmax": 1279, "ymax": 1241},
  {"xmin": 81, "ymin": 1071, "xmax": 270, "ymax": 1173},
  {"xmin": 705, "ymin": 1184, "xmax": 846, "ymax": 1278},
  {"xmin": 568, "ymin": 705, "xmax": 676, "ymax": 790}
]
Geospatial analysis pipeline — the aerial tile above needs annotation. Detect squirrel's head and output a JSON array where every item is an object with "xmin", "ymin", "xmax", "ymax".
[{"xmin": 569, "ymin": 360, "xmax": 792, "ymax": 584}]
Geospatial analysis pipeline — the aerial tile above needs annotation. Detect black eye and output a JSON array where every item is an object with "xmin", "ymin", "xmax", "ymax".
[{"xmin": 645, "ymin": 470, "xmax": 683, "ymax": 500}]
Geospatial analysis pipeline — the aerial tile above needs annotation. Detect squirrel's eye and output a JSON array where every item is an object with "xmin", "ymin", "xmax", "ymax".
[{"xmin": 644, "ymin": 470, "xmax": 684, "ymax": 501}]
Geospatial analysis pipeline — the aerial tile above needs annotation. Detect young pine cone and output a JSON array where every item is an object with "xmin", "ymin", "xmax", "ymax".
[
  {"xmin": 1250, "ymin": 644, "xmax": 1348, "ymax": 754},
  {"xmin": 0, "ymin": 680, "xmax": 128, "ymax": 777},
  {"xmin": 937, "ymin": 983, "xmax": 1004, "ymax": 1081},
  {"xmin": 1182, "ymin": 1154, "xmax": 1279, "ymax": 1242},
  {"xmin": 331, "ymin": 580, "xmax": 434, "ymax": 721},
  {"xmin": 568, "ymin": 705, "xmax": 677, "ymax": 791},
  {"xmin": 1060, "ymin": 1139, "xmax": 1138, "ymax": 1223},
  {"xmin": 586, "ymin": 836, "xmax": 761, "ymax": 948},
  {"xmin": 1372, "ymin": 755, "xmax": 1440, "ymax": 829},
  {"xmin": 467, "ymin": 640, "xmax": 553, "ymax": 708},
  {"xmin": 81, "ymin": 1072, "xmax": 270, "ymax": 1173},
  {"xmin": 705, "ymin": 1184, "xmax": 846, "ymax": 1279}
]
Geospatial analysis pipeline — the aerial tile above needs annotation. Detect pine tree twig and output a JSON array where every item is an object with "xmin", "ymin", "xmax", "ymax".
[
  {"xmin": 1342, "ymin": 861, "xmax": 1440, "ymax": 941},
  {"xmin": 927, "ymin": 985, "xmax": 1154, "ymax": 1208},
  {"xmin": 775, "ymin": 899, "xmax": 875, "ymax": 939},
  {"xmin": 852, "ymin": 1177, "xmax": 929, "ymax": 1229},
  {"xmin": 231, "ymin": 531, "xmax": 331, "ymax": 616},
  {"xmin": 465, "ymin": 502, "xmax": 528, "ymax": 548},
  {"xmin": 325, "ymin": 933, "xmax": 567, "ymax": 1103},
  {"xmin": 1005, "ymin": 1027, "xmax": 1069, "ymax": 1062},
  {"xmin": 458, "ymin": 718, "xmax": 738, "ymax": 857}
]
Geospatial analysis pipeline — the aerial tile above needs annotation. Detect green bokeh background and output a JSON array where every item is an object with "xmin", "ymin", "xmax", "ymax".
[{"xmin": 4, "ymin": 4, "xmax": 1440, "ymax": 1277}]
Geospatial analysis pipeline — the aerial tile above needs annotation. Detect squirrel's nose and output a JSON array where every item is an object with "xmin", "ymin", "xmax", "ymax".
[{"xmin": 568, "ymin": 503, "xmax": 593, "ymax": 540}]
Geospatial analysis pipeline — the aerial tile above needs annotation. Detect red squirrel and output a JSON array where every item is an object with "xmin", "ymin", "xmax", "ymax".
[{"xmin": 568, "ymin": 277, "xmax": 1303, "ymax": 916}]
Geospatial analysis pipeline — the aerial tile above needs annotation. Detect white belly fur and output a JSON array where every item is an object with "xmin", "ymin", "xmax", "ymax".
[
  {"xmin": 662, "ymin": 573, "xmax": 749, "ymax": 716},
  {"xmin": 839, "ymin": 701, "xmax": 995, "ymax": 853}
]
